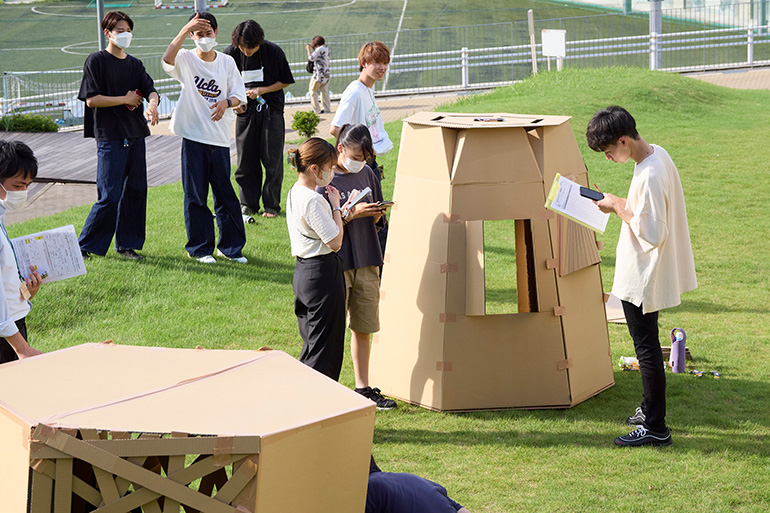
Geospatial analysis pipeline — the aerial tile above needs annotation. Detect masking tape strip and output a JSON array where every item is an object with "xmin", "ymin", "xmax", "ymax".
[
  {"xmin": 384, "ymin": 253, "xmax": 391, "ymax": 263},
  {"xmin": 545, "ymin": 258, "xmax": 558, "ymax": 269},
  {"xmin": 553, "ymin": 306, "xmax": 566, "ymax": 316},
  {"xmin": 38, "ymin": 423, "xmax": 57, "ymax": 441},
  {"xmin": 236, "ymin": 507, "xmax": 252, "ymax": 513},
  {"xmin": 436, "ymin": 361, "xmax": 453, "ymax": 372},
  {"xmin": 380, "ymin": 290, "xmax": 386, "ymax": 300},
  {"xmin": 439, "ymin": 313, "xmax": 457, "ymax": 323},
  {"xmin": 557, "ymin": 359, "xmax": 572, "ymax": 370},
  {"xmin": 372, "ymin": 334, "xmax": 380, "ymax": 344},
  {"xmin": 441, "ymin": 263, "xmax": 459, "ymax": 273},
  {"xmin": 443, "ymin": 213, "xmax": 461, "ymax": 223},
  {"xmin": 99, "ymin": 340, "xmax": 115, "ymax": 345},
  {"xmin": 214, "ymin": 436, "xmax": 235, "ymax": 468},
  {"xmin": 603, "ymin": 293, "xmax": 610, "ymax": 303},
  {"xmin": 596, "ymin": 241, "xmax": 605, "ymax": 250}
]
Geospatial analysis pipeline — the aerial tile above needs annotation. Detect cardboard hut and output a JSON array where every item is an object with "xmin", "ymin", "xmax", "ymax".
[
  {"xmin": 0, "ymin": 343, "xmax": 375, "ymax": 513},
  {"xmin": 370, "ymin": 112, "xmax": 614, "ymax": 411}
]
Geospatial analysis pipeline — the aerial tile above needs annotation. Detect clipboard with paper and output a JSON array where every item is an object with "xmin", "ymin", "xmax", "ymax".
[{"xmin": 545, "ymin": 173, "xmax": 610, "ymax": 233}]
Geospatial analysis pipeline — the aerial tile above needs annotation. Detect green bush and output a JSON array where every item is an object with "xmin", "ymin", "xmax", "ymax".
[
  {"xmin": 0, "ymin": 114, "xmax": 59, "ymax": 132},
  {"xmin": 291, "ymin": 110, "xmax": 321, "ymax": 139}
]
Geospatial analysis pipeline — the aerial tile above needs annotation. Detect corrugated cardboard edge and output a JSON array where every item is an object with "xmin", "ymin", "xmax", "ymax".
[{"xmin": 403, "ymin": 111, "xmax": 572, "ymax": 129}]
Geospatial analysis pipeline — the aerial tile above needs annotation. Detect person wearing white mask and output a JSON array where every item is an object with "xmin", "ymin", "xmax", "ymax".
[
  {"xmin": 286, "ymin": 138, "xmax": 345, "ymax": 381},
  {"xmin": 78, "ymin": 11, "xmax": 160, "ymax": 261},
  {"xmin": 0, "ymin": 141, "xmax": 44, "ymax": 364},
  {"xmin": 316, "ymin": 124, "xmax": 395, "ymax": 410},
  {"xmin": 162, "ymin": 12, "xmax": 248, "ymax": 264}
]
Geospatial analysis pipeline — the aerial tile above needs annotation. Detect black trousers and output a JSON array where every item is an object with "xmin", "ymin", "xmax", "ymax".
[
  {"xmin": 234, "ymin": 100, "xmax": 285, "ymax": 215},
  {"xmin": 622, "ymin": 300, "xmax": 667, "ymax": 432},
  {"xmin": 0, "ymin": 317, "xmax": 28, "ymax": 365},
  {"xmin": 293, "ymin": 252, "xmax": 346, "ymax": 381}
]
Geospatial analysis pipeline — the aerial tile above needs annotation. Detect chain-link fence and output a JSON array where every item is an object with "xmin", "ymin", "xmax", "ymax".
[{"xmin": 3, "ymin": 1, "xmax": 770, "ymax": 126}]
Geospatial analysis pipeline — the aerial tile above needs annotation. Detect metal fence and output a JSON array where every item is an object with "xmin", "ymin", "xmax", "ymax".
[{"xmin": 3, "ymin": 1, "xmax": 770, "ymax": 126}]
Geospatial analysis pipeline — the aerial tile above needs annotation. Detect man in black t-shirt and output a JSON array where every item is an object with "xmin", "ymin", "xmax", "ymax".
[
  {"xmin": 78, "ymin": 11, "xmax": 159, "ymax": 260},
  {"xmin": 223, "ymin": 20, "xmax": 294, "ymax": 219}
]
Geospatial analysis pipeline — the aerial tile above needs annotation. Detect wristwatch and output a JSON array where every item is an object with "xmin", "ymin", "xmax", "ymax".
[{"xmin": 226, "ymin": 98, "xmax": 232, "ymax": 107}]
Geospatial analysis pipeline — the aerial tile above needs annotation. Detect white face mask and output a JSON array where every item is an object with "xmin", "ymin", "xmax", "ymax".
[
  {"xmin": 111, "ymin": 31, "xmax": 132, "ymax": 49},
  {"xmin": 314, "ymin": 167, "xmax": 334, "ymax": 187},
  {"xmin": 195, "ymin": 37, "xmax": 218, "ymax": 53},
  {"xmin": 342, "ymin": 157, "xmax": 365, "ymax": 174},
  {"xmin": 0, "ymin": 184, "xmax": 27, "ymax": 211}
]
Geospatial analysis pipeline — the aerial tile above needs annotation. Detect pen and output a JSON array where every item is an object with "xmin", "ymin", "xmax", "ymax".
[{"xmin": 593, "ymin": 183, "xmax": 602, "ymax": 193}]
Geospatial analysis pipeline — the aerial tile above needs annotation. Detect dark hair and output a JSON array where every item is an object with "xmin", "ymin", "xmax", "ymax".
[
  {"xmin": 358, "ymin": 41, "xmax": 390, "ymax": 71},
  {"xmin": 102, "ymin": 11, "xmax": 133, "ymax": 31},
  {"xmin": 586, "ymin": 106, "xmax": 640, "ymax": 151},
  {"xmin": 189, "ymin": 11, "xmax": 217, "ymax": 32},
  {"xmin": 311, "ymin": 35, "xmax": 325, "ymax": 47},
  {"xmin": 231, "ymin": 20, "xmax": 264, "ymax": 49},
  {"xmin": 0, "ymin": 140, "xmax": 38, "ymax": 181},
  {"xmin": 287, "ymin": 138, "xmax": 337, "ymax": 174},
  {"xmin": 336, "ymin": 124, "xmax": 374, "ymax": 162}
]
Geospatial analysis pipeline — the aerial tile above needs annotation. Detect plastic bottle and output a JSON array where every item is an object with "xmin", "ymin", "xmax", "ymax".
[{"xmin": 670, "ymin": 328, "xmax": 687, "ymax": 373}]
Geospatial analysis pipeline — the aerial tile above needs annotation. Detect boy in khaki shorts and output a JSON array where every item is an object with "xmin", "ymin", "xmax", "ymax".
[{"xmin": 318, "ymin": 123, "xmax": 396, "ymax": 410}]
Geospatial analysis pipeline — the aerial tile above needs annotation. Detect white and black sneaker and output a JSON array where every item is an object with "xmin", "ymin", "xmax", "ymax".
[
  {"xmin": 355, "ymin": 386, "xmax": 397, "ymax": 411},
  {"xmin": 627, "ymin": 407, "xmax": 646, "ymax": 425},
  {"xmin": 614, "ymin": 426, "xmax": 672, "ymax": 447}
]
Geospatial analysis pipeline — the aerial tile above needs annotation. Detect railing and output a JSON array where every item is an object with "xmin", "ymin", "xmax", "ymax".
[{"xmin": 3, "ymin": 2, "xmax": 770, "ymax": 126}]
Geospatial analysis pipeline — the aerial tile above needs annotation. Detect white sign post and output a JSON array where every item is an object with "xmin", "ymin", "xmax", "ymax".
[{"xmin": 541, "ymin": 29, "xmax": 567, "ymax": 71}]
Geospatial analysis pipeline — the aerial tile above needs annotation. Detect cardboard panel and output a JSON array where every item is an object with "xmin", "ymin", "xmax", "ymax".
[
  {"xmin": 555, "ymin": 265, "xmax": 614, "ymax": 404},
  {"xmin": 0, "ymin": 411, "xmax": 30, "ymax": 513},
  {"xmin": 465, "ymin": 221, "xmax": 485, "ymax": 316},
  {"xmin": 385, "ymin": 176, "xmax": 452, "ymax": 262},
  {"xmin": 441, "ymin": 313, "xmax": 570, "ymax": 410},
  {"xmin": 396, "ymin": 122, "xmax": 457, "ymax": 181},
  {"xmin": 451, "ymin": 128, "xmax": 542, "ymax": 185},
  {"xmin": 374, "ymin": 251, "xmax": 449, "ymax": 408},
  {"xmin": 451, "ymin": 182, "xmax": 549, "ymax": 222},
  {"xmin": 52, "ymin": 352, "xmax": 374, "ymax": 436},
  {"xmin": 257, "ymin": 411, "xmax": 374, "ymax": 513},
  {"xmin": 538, "ymin": 122, "xmax": 587, "ymax": 189},
  {"xmin": 0, "ymin": 344, "xmax": 263, "ymax": 426}
]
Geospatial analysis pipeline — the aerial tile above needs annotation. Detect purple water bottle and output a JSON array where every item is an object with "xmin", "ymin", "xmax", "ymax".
[{"xmin": 670, "ymin": 328, "xmax": 686, "ymax": 373}]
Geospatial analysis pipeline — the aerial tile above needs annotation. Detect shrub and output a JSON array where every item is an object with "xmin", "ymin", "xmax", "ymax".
[
  {"xmin": 291, "ymin": 111, "xmax": 321, "ymax": 139},
  {"xmin": 0, "ymin": 114, "xmax": 59, "ymax": 132}
]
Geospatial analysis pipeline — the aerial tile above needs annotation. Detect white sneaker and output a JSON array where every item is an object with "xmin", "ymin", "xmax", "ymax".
[
  {"xmin": 189, "ymin": 254, "xmax": 216, "ymax": 264},
  {"xmin": 216, "ymin": 250, "xmax": 248, "ymax": 264},
  {"xmin": 242, "ymin": 214, "xmax": 255, "ymax": 224}
]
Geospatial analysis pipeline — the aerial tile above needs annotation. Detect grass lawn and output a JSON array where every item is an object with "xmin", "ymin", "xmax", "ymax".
[{"xmin": 9, "ymin": 67, "xmax": 770, "ymax": 511}]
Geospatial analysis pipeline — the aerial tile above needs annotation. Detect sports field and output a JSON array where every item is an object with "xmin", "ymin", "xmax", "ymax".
[{"xmin": 0, "ymin": 0, "xmax": 616, "ymax": 75}]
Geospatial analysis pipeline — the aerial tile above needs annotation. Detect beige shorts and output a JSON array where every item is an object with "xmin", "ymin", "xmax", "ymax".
[{"xmin": 344, "ymin": 266, "xmax": 380, "ymax": 333}]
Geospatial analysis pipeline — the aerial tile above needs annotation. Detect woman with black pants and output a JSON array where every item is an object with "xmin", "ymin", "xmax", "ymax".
[{"xmin": 286, "ymin": 138, "xmax": 346, "ymax": 381}]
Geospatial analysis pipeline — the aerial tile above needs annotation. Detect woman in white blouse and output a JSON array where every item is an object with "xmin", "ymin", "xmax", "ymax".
[{"xmin": 286, "ymin": 138, "xmax": 346, "ymax": 380}]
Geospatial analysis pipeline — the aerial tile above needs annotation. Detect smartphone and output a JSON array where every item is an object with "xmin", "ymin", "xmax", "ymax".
[
  {"xmin": 126, "ymin": 89, "xmax": 143, "ymax": 111},
  {"xmin": 579, "ymin": 187, "xmax": 604, "ymax": 201},
  {"xmin": 376, "ymin": 201, "xmax": 394, "ymax": 208}
]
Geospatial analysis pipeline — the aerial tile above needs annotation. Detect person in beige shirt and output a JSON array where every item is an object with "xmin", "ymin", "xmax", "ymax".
[{"xmin": 587, "ymin": 106, "xmax": 697, "ymax": 448}]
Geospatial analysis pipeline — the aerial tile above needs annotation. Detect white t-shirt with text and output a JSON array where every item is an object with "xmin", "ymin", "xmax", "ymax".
[{"xmin": 331, "ymin": 80, "xmax": 393, "ymax": 155}]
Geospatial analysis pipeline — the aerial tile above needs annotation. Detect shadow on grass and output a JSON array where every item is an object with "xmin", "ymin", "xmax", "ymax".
[{"xmin": 374, "ymin": 370, "xmax": 770, "ymax": 456}]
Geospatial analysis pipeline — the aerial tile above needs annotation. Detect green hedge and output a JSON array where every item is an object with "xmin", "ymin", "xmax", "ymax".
[{"xmin": 0, "ymin": 114, "xmax": 58, "ymax": 133}]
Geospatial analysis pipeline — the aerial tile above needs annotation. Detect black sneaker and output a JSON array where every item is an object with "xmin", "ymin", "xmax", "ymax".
[
  {"xmin": 627, "ymin": 407, "xmax": 646, "ymax": 425},
  {"xmin": 81, "ymin": 250, "xmax": 91, "ymax": 259},
  {"xmin": 355, "ymin": 386, "xmax": 397, "ymax": 411},
  {"xmin": 116, "ymin": 249, "xmax": 144, "ymax": 260},
  {"xmin": 614, "ymin": 426, "xmax": 672, "ymax": 447},
  {"xmin": 241, "ymin": 205, "xmax": 258, "ymax": 216}
]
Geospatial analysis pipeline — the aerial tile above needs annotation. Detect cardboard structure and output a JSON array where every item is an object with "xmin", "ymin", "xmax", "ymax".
[
  {"xmin": 370, "ymin": 112, "xmax": 614, "ymax": 411},
  {"xmin": 0, "ymin": 343, "xmax": 375, "ymax": 513}
]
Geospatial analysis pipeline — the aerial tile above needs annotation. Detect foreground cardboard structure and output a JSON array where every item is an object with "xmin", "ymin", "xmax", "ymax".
[
  {"xmin": 371, "ymin": 112, "xmax": 614, "ymax": 411},
  {"xmin": 0, "ymin": 343, "xmax": 375, "ymax": 513}
]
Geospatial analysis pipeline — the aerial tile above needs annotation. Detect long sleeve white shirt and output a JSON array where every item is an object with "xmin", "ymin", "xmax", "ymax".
[{"xmin": 611, "ymin": 144, "xmax": 697, "ymax": 314}]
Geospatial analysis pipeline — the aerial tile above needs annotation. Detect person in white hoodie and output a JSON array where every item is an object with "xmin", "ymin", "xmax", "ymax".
[
  {"xmin": 0, "ymin": 141, "xmax": 43, "ymax": 364},
  {"xmin": 587, "ymin": 106, "xmax": 697, "ymax": 448},
  {"xmin": 162, "ymin": 12, "xmax": 247, "ymax": 264}
]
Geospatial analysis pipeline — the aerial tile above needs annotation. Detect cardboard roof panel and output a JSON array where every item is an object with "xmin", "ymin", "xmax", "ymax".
[
  {"xmin": 450, "ymin": 128, "xmax": 542, "ymax": 185},
  {"xmin": 404, "ymin": 112, "xmax": 571, "ymax": 130},
  {"xmin": 0, "ymin": 344, "xmax": 262, "ymax": 426}
]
